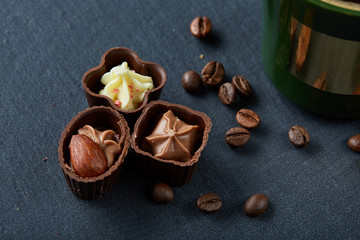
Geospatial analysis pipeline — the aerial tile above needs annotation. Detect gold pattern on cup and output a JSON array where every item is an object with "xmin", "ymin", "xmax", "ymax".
[
  {"xmin": 313, "ymin": 72, "xmax": 327, "ymax": 91},
  {"xmin": 296, "ymin": 24, "xmax": 312, "ymax": 72}
]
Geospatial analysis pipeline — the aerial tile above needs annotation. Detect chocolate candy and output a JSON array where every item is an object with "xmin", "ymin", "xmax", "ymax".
[
  {"xmin": 218, "ymin": 82, "xmax": 237, "ymax": 105},
  {"xmin": 190, "ymin": 16, "xmax": 212, "ymax": 38},
  {"xmin": 236, "ymin": 109, "xmax": 260, "ymax": 129},
  {"xmin": 82, "ymin": 47, "xmax": 167, "ymax": 125},
  {"xmin": 225, "ymin": 127, "xmax": 250, "ymax": 147},
  {"xmin": 288, "ymin": 125, "xmax": 310, "ymax": 147},
  {"xmin": 150, "ymin": 182, "xmax": 174, "ymax": 203},
  {"xmin": 182, "ymin": 70, "xmax": 203, "ymax": 93},
  {"xmin": 201, "ymin": 61, "xmax": 225, "ymax": 87},
  {"xmin": 244, "ymin": 193, "xmax": 269, "ymax": 217},
  {"xmin": 143, "ymin": 110, "xmax": 199, "ymax": 162},
  {"xmin": 132, "ymin": 100, "xmax": 212, "ymax": 186},
  {"xmin": 197, "ymin": 193, "xmax": 222, "ymax": 214}
]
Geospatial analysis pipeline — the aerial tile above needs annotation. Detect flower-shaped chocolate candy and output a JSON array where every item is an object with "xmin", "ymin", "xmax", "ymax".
[{"xmin": 143, "ymin": 110, "xmax": 199, "ymax": 162}]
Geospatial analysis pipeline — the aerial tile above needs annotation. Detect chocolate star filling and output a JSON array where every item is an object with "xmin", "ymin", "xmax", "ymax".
[{"xmin": 143, "ymin": 110, "xmax": 199, "ymax": 162}]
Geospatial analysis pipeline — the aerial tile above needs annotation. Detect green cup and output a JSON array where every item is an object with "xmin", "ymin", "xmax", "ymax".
[{"xmin": 262, "ymin": 0, "xmax": 360, "ymax": 118}]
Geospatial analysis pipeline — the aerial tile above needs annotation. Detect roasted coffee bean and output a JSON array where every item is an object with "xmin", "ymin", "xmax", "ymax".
[
  {"xmin": 225, "ymin": 127, "xmax": 250, "ymax": 147},
  {"xmin": 236, "ymin": 109, "xmax": 260, "ymax": 129},
  {"xmin": 150, "ymin": 182, "xmax": 174, "ymax": 203},
  {"xmin": 232, "ymin": 75, "xmax": 252, "ymax": 97},
  {"xmin": 244, "ymin": 193, "xmax": 269, "ymax": 217},
  {"xmin": 218, "ymin": 82, "xmax": 237, "ymax": 105},
  {"xmin": 190, "ymin": 16, "xmax": 212, "ymax": 38},
  {"xmin": 197, "ymin": 193, "xmax": 222, "ymax": 214},
  {"xmin": 348, "ymin": 134, "xmax": 360, "ymax": 152},
  {"xmin": 288, "ymin": 125, "xmax": 309, "ymax": 147},
  {"xmin": 201, "ymin": 61, "xmax": 225, "ymax": 87},
  {"xmin": 182, "ymin": 71, "xmax": 203, "ymax": 93}
]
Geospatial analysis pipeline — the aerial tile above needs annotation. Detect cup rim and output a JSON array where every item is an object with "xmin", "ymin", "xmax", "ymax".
[{"xmin": 306, "ymin": 0, "xmax": 360, "ymax": 16}]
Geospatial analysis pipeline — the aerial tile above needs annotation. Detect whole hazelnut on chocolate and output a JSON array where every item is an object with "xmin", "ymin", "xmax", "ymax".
[{"xmin": 69, "ymin": 134, "xmax": 108, "ymax": 178}]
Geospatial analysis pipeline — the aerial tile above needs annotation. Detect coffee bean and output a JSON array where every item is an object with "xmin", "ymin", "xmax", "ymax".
[
  {"xmin": 348, "ymin": 134, "xmax": 360, "ymax": 152},
  {"xmin": 218, "ymin": 82, "xmax": 237, "ymax": 105},
  {"xmin": 150, "ymin": 182, "xmax": 174, "ymax": 203},
  {"xmin": 288, "ymin": 125, "xmax": 309, "ymax": 147},
  {"xmin": 182, "ymin": 71, "xmax": 203, "ymax": 93},
  {"xmin": 225, "ymin": 127, "xmax": 250, "ymax": 147},
  {"xmin": 190, "ymin": 16, "xmax": 212, "ymax": 38},
  {"xmin": 232, "ymin": 75, "xmax": 252, "ymax": 97},
  {"xmin": 236, "ymin": 109, "xmax": 260, "ymax": 129},
  {"xmin": 197, "ymin": 193, "xmax": 222, "ymax": 214},
  {"xmin": 244, "ymin": 193, "xmax": 269, "ymax": 217},
  {"xmin": 201, "ymin": 61, "xmax": 225, "ymax": 87}
]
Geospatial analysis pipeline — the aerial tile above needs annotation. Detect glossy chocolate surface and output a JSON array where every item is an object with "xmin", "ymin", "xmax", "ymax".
[{"xmin": 143, "ymin": 110, "xmax": 199, "ymax": 162}]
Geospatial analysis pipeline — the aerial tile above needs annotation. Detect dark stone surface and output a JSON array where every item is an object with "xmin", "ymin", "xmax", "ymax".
[{"xmin": 1, "ymin": 0, "xmax": 360, "ymax": 239}]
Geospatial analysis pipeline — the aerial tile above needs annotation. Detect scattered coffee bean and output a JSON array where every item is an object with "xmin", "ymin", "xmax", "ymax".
[
  {"xmin": 201, "ymin": 61, "xmax": 225, "ymax": 87},
  {"xmin": 232, "ymin": 75, "xmax": 252, "ymax": 97},
  {"xmin": 288, "ymin": 125, "xmax": 309, "ymax": 147},
  {"xmin": 225, "ymin": 127, "xmax": 250, "ymax": 147},
  {"xmin": 150, "ymin": 182, "xmax": 174, "ymax": 204},
  {"xmin": 236, "ymin": 109, "xmax": 260, "ymax": 129},
  {"xmin": 244, "ymin": 193, "xmax": 269, "ymax": 217},
  {"xmin": 197, "ymin": 193, "xmax": 222, "ymax": 214},
  {"xmin": 218, "ymin": 82, "xmax": 237, "ymax": 105},
  {"xmin": 190, "ymin": 16, "xmax": 212, "ymax": 38},
  {"xmin": 348, "ymin": 134, "xmax": 360, "ymax": 152},
  {"xmin": 182, "ymin": 71, "xmax": 203, "ymax": 93}
]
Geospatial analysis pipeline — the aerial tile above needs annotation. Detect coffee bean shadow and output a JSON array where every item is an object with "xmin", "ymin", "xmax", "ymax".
[
  {"xmin": 204, "ymin": 84, "xmax": 220, "ymax": 95},
  {"xmin": 226, "ymin": 141, "xmax": 259, "ymax": 156},
  {"xmin": 185, "ymin": 85, "xmax": 208, "ymax": 98},
  {"xmin": 228, "ymin": 91, "xmax": 260, "ymax": 113},
  {"xmin": 282, "ymin": 136, "xmax": 322, "ymax": 156},
  {"xmin": 354, "ymin": 159, "xmax": 360, "ymax": 171},
  {"xmin": 200, "ymin": 30, "xmax": 222, "ymax": 47}
]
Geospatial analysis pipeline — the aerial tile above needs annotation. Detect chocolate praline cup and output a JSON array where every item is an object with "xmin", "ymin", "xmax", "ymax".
[
  {"xmin": 131, "ymin": 100, "xmax": 212, "ymax": 186},
  {"xmin": 58, "ymin": 106, "xmax": 130, "ymax": 200},
  {"xmin": 82, "ymin": 47, "xmax": 167, "ymax": 126}
]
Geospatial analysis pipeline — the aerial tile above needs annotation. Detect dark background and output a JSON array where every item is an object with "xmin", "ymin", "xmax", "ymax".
[{"xmin": 1, "ymin": 0, "xmax": 360, "ymax": 239}]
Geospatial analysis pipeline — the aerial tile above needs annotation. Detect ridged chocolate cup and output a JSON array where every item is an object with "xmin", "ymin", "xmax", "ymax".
[
  {"xmin": 82, "ymin": 47, "xmax": 167, "ymax": 126},
  {"xmin": 131, "ymin": 100, "xmax": 212, "ymax": 186},
  {"xmin": 58, "ymin": 106, "xmax": 130, "ymax": 200}
]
